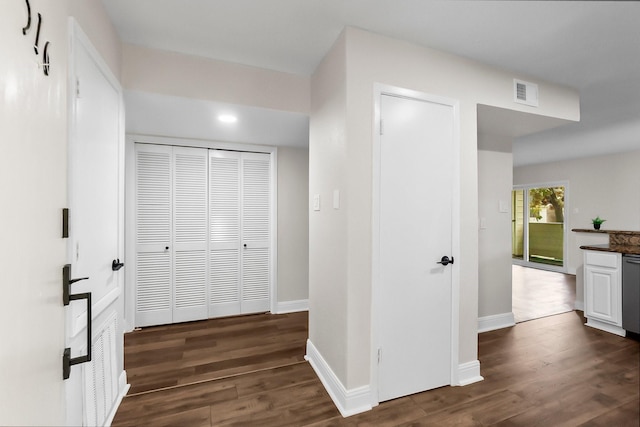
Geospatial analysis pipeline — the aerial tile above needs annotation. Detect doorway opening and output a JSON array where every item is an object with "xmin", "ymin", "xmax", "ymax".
[
  {"xmin": 512, "ymin": 184, "xmax": 566, "ymax": 271},
  {"xmin": 511, "ymin": 183, "xmax": 574, "ymax": 323}
]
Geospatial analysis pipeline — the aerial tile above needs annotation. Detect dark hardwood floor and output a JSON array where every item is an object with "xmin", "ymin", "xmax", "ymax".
[
  {"xmin": 512, "ymin": 265, "xmax": 576, "ymax": 323},
  {"xmin": 113, "ymin": 311, "xmax": 639, "ymax": 426},
  {"xmin": 123, "ymin": 311, "xmax": 308, "ymax": 395}
]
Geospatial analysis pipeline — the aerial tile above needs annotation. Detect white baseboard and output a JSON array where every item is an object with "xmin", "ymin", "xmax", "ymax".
[
  {"xmin": 574, "ymin": 300, "xmax": 584, "ymax": 311},
  {"xmin": 478, "ymin": 312, "xmax": 515, "ymax": 333},
  {"xmin": 457, "ymin": 360, "xmax": 484, "ymax": 386},
  {"xmin": 276, "ymin": 299, "xmax": 309, "ymax": 314},
  {"xmin": 105, "ymin": 370, "xmax": 130, "ymax": 427},
  {"xmin": 305, "ymin": 339, "xmax": 372, "ymax": 417},
  {"xmin": 585, "ymin": 319, "xmax": 626, "ymax": 337}
]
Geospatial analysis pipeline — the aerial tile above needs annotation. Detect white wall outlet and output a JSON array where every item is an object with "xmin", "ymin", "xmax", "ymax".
[{"xmin": 313, "ymin": 194, "xmax": 321, "ymax": 211}]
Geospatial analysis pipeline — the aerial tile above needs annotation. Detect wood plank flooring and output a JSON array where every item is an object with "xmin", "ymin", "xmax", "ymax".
[
  {"xmin": 123, "ymin": 312, "xmax": 308, "ymax": 395},
  {"xmin": 512, "ymin": 265, "xmax": 576, "ymax": 323},
  {"xmin": 113, "ymin": 311, "xmax": 639, "ymax": 426}
]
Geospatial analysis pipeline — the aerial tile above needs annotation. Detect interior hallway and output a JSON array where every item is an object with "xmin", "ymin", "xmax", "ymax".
[{"xmin": 512, "ymin": 265, "xmax": 576, "ymax": 323}]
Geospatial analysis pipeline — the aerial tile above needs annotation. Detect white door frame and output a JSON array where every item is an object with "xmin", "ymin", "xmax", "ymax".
[
  {"xmin": 512, "ymin": 181, "xmax": 570, "ymax": 274},
  {"xmin": 371, "ymin": 83, "xmax": 461, "ymax": 405},
  {"xmin": 124, "ymin": 134, "xmax": 278, "ymax": 331}
]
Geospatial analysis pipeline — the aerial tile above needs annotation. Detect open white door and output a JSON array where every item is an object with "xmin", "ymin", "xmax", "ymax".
[
  {"xmin": 65, "ymin": 20, "xmax": 126, "ymax": 426},
  {"xmin": 376, "ymin": 92, "xmax": 457, "ymax": 402}
]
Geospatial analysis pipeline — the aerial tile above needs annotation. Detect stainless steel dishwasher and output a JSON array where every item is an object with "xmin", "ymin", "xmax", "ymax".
[{"xmin": 622, "ymin": 254, "xmax": 640, "ymax": 334}]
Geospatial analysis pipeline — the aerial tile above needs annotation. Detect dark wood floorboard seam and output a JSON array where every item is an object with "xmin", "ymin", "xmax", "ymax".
[{"xmin": 126, "ymin": 359, "xmax": 309, "ymax": 398}]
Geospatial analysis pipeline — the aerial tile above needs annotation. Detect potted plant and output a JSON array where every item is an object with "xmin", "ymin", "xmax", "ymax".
[{"xmin": 592, "ymin": 216, "xmax": 606, "ymax": 230}]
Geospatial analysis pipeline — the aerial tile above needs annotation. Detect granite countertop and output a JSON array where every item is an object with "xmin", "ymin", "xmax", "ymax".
[
  {"xmin": 579, "ymin": 243, "xmax": 640, "ymax": 256},
  {"xmin": 574, "ymin": 228, "xmax": 640, "ymax": 254}
]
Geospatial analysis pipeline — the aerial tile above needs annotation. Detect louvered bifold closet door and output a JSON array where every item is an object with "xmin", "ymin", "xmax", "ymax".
[
  {"xmin": 208, "ymin": 150, "xmax": 241, "ymax": 317},
  {"xmin": 241, "ymin": 152, "xmax": 271, "ymax": 313},
  {"xmin": 173, "ymin": 146, "xmax": 209, "ymax": 322},
  {"xmin": 135, "ymin": 144, "xmax": 173, "ymax": 327}
]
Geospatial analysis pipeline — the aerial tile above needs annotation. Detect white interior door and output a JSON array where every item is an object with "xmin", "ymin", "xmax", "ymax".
[
  {"xmin": 135, "ymin": 146, "xmax": 271, "ymax": 325},
  {"xmin": 378, "ymin": 94, "xmax": 454, "ymax": 402},
  {"xmin": 209, "ymin": 150, "xmax": 242, "ymax": 316},
  {"xmin": 209, "ymin": 150, "xmax": 271, "ymax": 316},
  {"xmin": 135, "ymin": 143, "xmax": 173, "ymax": 327},
  {"xmin": 173, "ymin": 146, "xmax": 209, "ymax": 322},
  {"xmin": 66, "ymin": 21, "xmax": 124, "ymax": 426},
  {"xmin": 240, "ymin": 152, "xmax": 271, "ymax": 313}
]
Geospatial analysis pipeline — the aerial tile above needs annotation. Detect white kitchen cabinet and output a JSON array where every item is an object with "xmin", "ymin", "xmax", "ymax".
[{"xmin": 584, "ymin": 250, "xmax": 625, "ymax": 336}]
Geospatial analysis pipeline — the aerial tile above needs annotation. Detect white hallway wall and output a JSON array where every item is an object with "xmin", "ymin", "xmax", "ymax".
[
  {"xmin": 514, "ymin": 149, "xmax": 640, "ymax": 307},
  {"xmin": 121, "ymin": 44, "xmax": 311, "ymax": 305},
  {"xmin": 477, "ymin": 150, "xmax": 514, "ymax": 328}
]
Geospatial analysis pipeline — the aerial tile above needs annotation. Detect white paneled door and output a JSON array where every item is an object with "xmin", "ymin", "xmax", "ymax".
[
  {"xmin": 135, "ymin": 145, "xmax": 271, "ymax": 327},
  {"xmin": 377, "ymin": 93, "xmax": 455, "ymax": 402},
  {"xmin": 67, "ymin": 21, "xmax": 124, "ymax": 426}
]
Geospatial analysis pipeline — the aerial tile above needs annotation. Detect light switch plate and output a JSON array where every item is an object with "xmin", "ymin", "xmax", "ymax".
[
  {"xmin": 313, "ymin": 194, "xmax": 320, "ymax": 211},
  {"xmin": 499, "ymin": 200, "xmax": 509, "ymax": 213}
]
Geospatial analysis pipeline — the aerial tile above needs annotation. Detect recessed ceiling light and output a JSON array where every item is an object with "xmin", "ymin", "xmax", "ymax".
[{"xmin": 218, "ymin": 114, "xmax": 238, "ymax": 123}]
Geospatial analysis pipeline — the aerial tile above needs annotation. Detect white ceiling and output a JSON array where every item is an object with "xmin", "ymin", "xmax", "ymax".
[
  {"xmin": 125, "ymin": 91, "xmax": 309, "ymax": 147},
  {"xmin": 102, "ymin": 0, "xmax": 640, "ymax": 165}
]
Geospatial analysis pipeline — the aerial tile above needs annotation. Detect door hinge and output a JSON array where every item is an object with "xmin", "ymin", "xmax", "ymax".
[
  {"xmin": 377, "ymin": 348, "xmax": 381, "ymax": 364},
  {"xmin": 380, "ymin": 119, "xmax": 384, "ymax": 135},
  {"xmin": 76, "ymin": 78, "xmax": 80, "ymax": 98}
]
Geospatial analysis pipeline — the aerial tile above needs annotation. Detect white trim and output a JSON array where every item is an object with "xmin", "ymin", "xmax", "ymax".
[
  {"xmin": 574, "ymin": 299, "xmax": 584, "ymax": 311},
  {"xmin": 104, "ymin": 371, "xmax": 130, "ymax": 427},
  {"xmin": 128, "ymin": 133, "xmax": 276, "ymax": 154},
  {"xmin": 457, "ymin": 360, "xmax": 484, "ymax": 386},
  {"xmin": 125, "ymin": 134, "xmax": 278, "ymax": 327},
  {"xmin": 276, "ymin": 299, "xmax": 309, "ymax": 314},
  {"xmin": 305, "ymin": 340, "xmax": 372, "ymax": 417},
  {"xmin": 585, "ymin": 319, "xmax": 626, "ymax": 337},
  {"xmin": 270, "ymin": 148, "xmax": 279, "ymax": 314},
  {"xmin": 371, "ymin": 83, "xmax": 461, "ymax": 403},
  {"xmin": 478, "ymin": 312, "xmax": 516, "ymax": 333},
  {"xmin": 124, "ymin": 136, "xmax": 136, "ymax": 332}
]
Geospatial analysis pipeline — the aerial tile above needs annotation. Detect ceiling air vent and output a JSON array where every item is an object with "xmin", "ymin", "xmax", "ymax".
[{"xmin": 514, "ymin": 79, "xmax": 539, "ymax": 107}]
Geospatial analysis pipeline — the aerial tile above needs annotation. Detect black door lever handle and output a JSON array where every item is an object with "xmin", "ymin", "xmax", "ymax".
[
  {"xmin": 437, "ymin": 256, "xmax": 454, "ymax": 266},
  {"xmin": 112, "ymin": 259, "xmax": 124, "ymax": 271}
]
